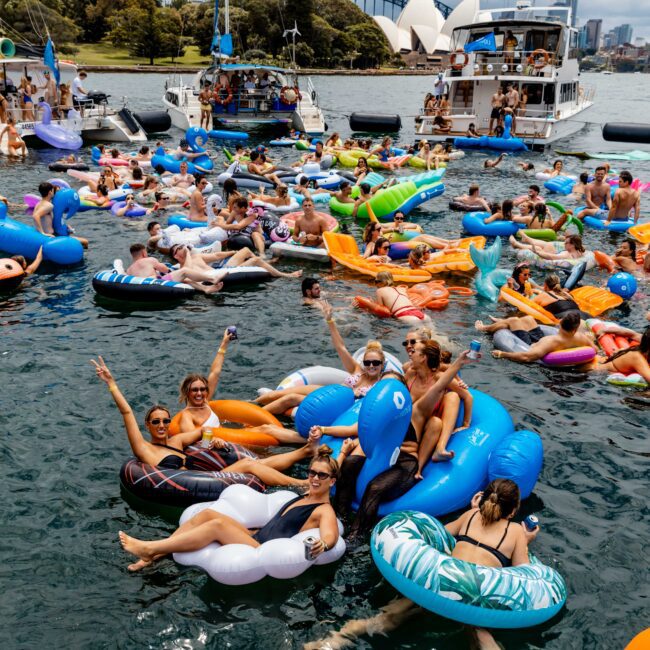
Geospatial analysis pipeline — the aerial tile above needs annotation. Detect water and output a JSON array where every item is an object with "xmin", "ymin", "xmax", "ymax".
[{"xmin": 1, "ymin": 72, "xmax": 649, "ymax": 649}]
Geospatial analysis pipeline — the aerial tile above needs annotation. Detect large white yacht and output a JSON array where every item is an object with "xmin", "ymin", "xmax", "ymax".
[
  {"xmin": 163, "ymin": 63, "xmax": 326, "ymax": 135},
  {"xmin": 416, "ymin": 1, "xmax": 593, "ymax": 148},
  {"xmin": 0, "ymin": 55, "xmax": 159, "ymax": 144}
]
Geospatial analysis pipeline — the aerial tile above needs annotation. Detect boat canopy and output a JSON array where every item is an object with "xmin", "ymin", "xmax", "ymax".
[{"xmin": 214, "ymin": 63, "xmax": 294, "ymax": 73}]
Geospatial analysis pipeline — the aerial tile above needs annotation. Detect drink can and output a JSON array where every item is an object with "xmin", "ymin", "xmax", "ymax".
[
  {"xmin": 201, "ymin": 427, "xmax": 213, "ymax": 448},
  {"xmin": 468, "ymin": 339, "xmax": 481, "ymax": 359},
  {"xmin": 303, "ymin": 536, "xmax": 316, "ymax": 560},
  {"xmin": 523, "ymin": 514, "xmax": 539, "ymax": 531},
  {"xmin": 227, "ymin": 325, "xmax": 238, "ymax": 340}
]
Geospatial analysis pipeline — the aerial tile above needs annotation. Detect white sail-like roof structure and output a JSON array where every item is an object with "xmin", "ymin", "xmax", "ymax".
[{"xmin": 374, "ymin": 0, "xmax": 479, "ymax": 54}]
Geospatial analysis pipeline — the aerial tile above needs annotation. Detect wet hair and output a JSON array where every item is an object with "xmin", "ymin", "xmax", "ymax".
[
  {"xmin": 110, "ymin": 148, "xmax": 120, "ymax": 159},
  {"xmin": 179, "ymin": 374, "xmax": 209, "ymax": 404},
  {"xmin": 301, "ymin": 277, "xmax": 319, "ymax": 297},
  {"xmin": 147, "ymin": 221, "xmax": 160, "ymax": 233},
  {"xmin": 144, "ymin": 404, "xmax": 171, "ymax": 425},
  {"xmin": 534, "ymin": 201, "xmax": 547, "ymax": 217},
  {"xmin": 522, "ymin": 162, "xmax": 534, "ymax": 171},
  {"xmin": 529, "ymin": 184, "xmax": 540, "ymax": 194},
  {"xmin": 418, "ymin": 339, "xmax": 442, "ymax": 370},
  {"xmin": 130, "ymin": 243, "xmax": 146, "ymax": 255},
  {"xmin": 249, "ymin": 151, "xmax": 260, "ymax": 162},
  {"xmin": 511, "ymin": 262, "xmax": 530, "ymax": 286},
  {"xmin": 380, "ymin": 370, "xmax": 407, "ymax": 385},
  {"xmin": 360, "ymin": 182, "xmax": 371, "ymax": 194},
  {"xmin": 38, "ymin": 181, "xmax": 54, "ymax": 198},
  {"xmin": 579, "ymin": 172, "xmax": 589, "ymax": 184},
  {"xmin": 619, "ymin": 170, "xmax": 633, "ymax": 184},
  {"xmin": 501, "ymin": 199, "xmax": 514, "ymax": 220},
  {"xmin": 10, "ymin": 255, "xmax": 27, "ymax": 270},
  {"xmin": 363, "ymin": 221, "xmax": 381, "ymax": 243},
  {"xmin": 222, "ymin": 178, "xmax": 238, "ymax": 200},
  {"xmin": 560, "ymin": 311, "xmax": 581, "ymax": 333},
  {"xmin": 154, "ymin": 164, "xmax": 166, "ymax": 175},
  {"xmin": 595, "ymin": 165, "xmax": 607, "ymax": 174},
  {"xmin": 552, "ymin": 159, "xmax": 563, "ymax": 169},
  {"xmin": 565, "ymin": 234, "xmax": 585, "ymax": 253},
  {"xmin": 309, "ymin": 445, "xmax": 339, "ymax": 479},
  {"xmin": 469, "ymin": 183, "xmax": 480, "ymax": 196},
  {"xmin": 375, "ymin": 270, "xmax": 394, "ymax": 286},
  {"xmin": 339, "ymin": 181, "xmax": 350, "ymax": 191},
  {"xmin": 179, "ymin": 138, "xmax": 188, "ymax": 148},
  {"xmin": 607, "ymin": 326, "xmax": 650, "ymax": 364},
  {"xmin": 479, "ymin": 479, "xmax": 520, "ymax": 525},
  {"xmin": 623, "ymin": 238, "xmax": 637, "ymax": 256},
  {"xmin": 132, "ymin": 167, "xmax": 143, "ymax": 180},
  {"xmin": 232, "ymin": 197, "xmax": 248, "ymax": 210},
  {"xmin": 299, "ymin": 176, "xmax": 309, "ymax": 187},
  {"xmin": 363, "ymin": 340, "xmax": 385, "ymax": 365},
  {"xmin": 96, "ymin": 184, "xmax": 109, "ymax": 197},
  {"xmin": 139, "ymin": 145, "xmax": 150, "ymax": 155}
]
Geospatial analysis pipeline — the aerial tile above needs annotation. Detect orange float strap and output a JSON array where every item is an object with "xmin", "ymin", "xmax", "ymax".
[
  {"xmin": 499, "ymin": 286, "xmax": 559, "ymax": 325},
  {"xmin": 594, "ymin": 250, "xmax": 616, "ymax": 273},
  {"xmin": 169, "ymin": 400, "xmax": 281, "ymax": 446}
]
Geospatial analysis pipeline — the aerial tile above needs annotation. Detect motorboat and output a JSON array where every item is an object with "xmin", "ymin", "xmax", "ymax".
[{"xmin": 416, "ymin": 0, "xmax": 594, "ymax": 148}]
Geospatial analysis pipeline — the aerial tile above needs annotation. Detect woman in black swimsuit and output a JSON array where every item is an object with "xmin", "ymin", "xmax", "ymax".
[
  {"xmin": 533, "ymin": 273, "xmax": 587, "ymax": 318},
  {"xmin": 91, "ymin": 356, "xmax": 321, "ymax": 487},
  {"xmin": 118, "ymin": 448, "xmax": 341, "ymax": 571}
]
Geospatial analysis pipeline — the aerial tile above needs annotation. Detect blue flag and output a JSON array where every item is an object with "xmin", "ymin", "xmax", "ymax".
[
  {"xmin": 44, "ymin": 38, "xmax": 60, "ymax": 85},
  {"xmin": 464, "ymin": 32, "xmax": 497, "ymax": 53}
]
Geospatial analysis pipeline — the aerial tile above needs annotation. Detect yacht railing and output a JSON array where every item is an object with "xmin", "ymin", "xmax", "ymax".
[
  {"xmin": 304, "ymin": 77, "xmax": 319, "ymax": 107},
  {"xmin": 445, "ymin": 50, "xmax": 561, "ymax": 78}
]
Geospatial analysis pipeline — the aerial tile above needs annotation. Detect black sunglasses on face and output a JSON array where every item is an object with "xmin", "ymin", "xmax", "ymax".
[
  {"xmin": 190, "ymin": 386, "xmax": 208, "ymax": 393},
  {"xmin": 363, "ymin": 359, "xmax": 382, "ymax": 367},
  {"xmin": 402, "ymin": 338, "xmax": 418, "ymax": 347},
  {"xmin": 308, "ymin": 469, "xmax": 332, "ymax": 480},
  {"xmin": 394, "ymin": 216, "xmax": 404, "ymax": 221},
  {"xmin": 149, "ymin": 418, "xmax": 171, "ymax": 425}
]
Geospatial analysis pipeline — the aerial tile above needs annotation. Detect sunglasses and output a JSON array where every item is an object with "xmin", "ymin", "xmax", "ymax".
[
  {"xmin": 190, "ymin": 386, "xmax": 208, "ymax": 393},
  {"xmin": 363, "ymin": 359, "xmax": 382, "ymax": 367},
  {"xmin": 394, "ymin": 216, "xmax": 404, "ymax": 221},
  {"xmin": 307, "ymin": 469, "xmax": 332, "ymax": 480},
  {"xmin": 378, "ymin": 244, "xmax": 390, "ymax": 250},
  {"xmin": 402, "ymin": 338, "xmax": 418, "ymax": 347},
  {"xmin": 160, "ymin": 196, "xmax": 170, "ymax": 201},
  {"xmin": 149, "ymin": 418, "xmax": 171, "ymax": 425}
]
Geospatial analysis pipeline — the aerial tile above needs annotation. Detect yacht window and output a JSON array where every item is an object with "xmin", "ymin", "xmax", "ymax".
[{"xmin": 522, "ymin": 83, "xmax": 543, "ymax": 105}]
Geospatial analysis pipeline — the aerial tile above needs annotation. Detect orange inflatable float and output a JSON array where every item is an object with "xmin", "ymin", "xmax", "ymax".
[
  {"xmin": 625, "ymin": 628, "xmax": 650, "ymax": 650},
  {"xmin": 324, "ymin": 231, "xmax": 432, "ymax": 283},
  {"xmin": 594, "ymin": 249, "xmax": 647, "ymax": 272},
  {"xmin": 0, "ymin": 258, "xmax": 25, "ymax": 293},
  {"xmin": 570, "ymin": 285, "xmax": 623, "ymax": 316},
  {"xmin": 169, "ymin": 400, "xmax": 281, "ymax": 446},
  {"xmin": 629, "ymin": 222, "xmax": 650, "ymax": 244},
  {"xmin": 499, "ymin": 287, "xmax": 559, "ymax": 325}
]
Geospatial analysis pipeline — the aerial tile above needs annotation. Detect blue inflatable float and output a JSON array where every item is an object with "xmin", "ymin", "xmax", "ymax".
[
  {"xmin": 455, "ymin": 114, "xmax": 527, "ymax": 152},
  {"xmin": 469, "ymin": 236, "xmax": 511, "ymax": 301},
  {"xmin": 462, "ymin": 211, "xmax": 523, "ymax": 237},
  {"xmin": 0, "ymin": 190, "xmax": 83, "ymax": 265},
  {"xmin": 544, "ymin": 176, "xmax": 575, "ymax": 195},
  {"xmin": 151, "ymin": 128, "xmax": 213, "ymax": 174},
  {"xmin": 295, "ymin": 380, "xmax": 543, "ymax": 516},
  {"xmin": 208, "ymin": 130, "xmax": 249, "ymax": 140}
]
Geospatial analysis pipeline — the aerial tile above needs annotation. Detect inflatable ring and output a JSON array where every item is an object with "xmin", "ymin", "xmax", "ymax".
[
  {"xmin": 371, "ymin": 511, "xmax": 566, "ymax": 629},
  {"xmin": 499, "ymin": 286, "xmax": 559, "ymax": 325},
  {"xmin": 120, "ymin": 443, "xmax": 265, "ymax": 508},
  {"xmin": 213, "ymin": 84, "xmax": 233, "ymax": 105},
  {"xmin": 0, "ymin": 258, "xmax": 26, "ymax": 293},
  {"xmin": 173, "ymin": 484, "xmax": 346, "ymax": 584},
  {"xmin": 280, "ymin": 86, "xmax": 301, "ymax": 105},
  {"xmin": 447, "ymin": 286, "xmax": 474, "ymax": 296},
  {"xmin": 450, "ymin": 49, "xmax": 469, "ymax": 70},
  {"xmin": 169, "ymin": 400, "xmax": 282, "ymax": 446}
]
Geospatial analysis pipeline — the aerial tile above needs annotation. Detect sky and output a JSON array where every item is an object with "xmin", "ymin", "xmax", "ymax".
[{"xmin": 357, "ymin": 0, "xmax": 648, "ymax": 40}]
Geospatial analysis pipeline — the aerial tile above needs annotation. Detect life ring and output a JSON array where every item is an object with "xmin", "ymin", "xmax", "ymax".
[
  {"xmin": 447, "ymin": 286, "xmax": 475, "ymax": 296},
  {"xmin": 280, "ymin": 86, "xmax": 301, "ymax": 105},
  {"xmin": 531, "ymin": 49, "xmax": 550, "ymax": 69},
  {"xmin": 450, "ymin": 49, "xmax": 468, "ymax": 70},
  {"xmin": 214, "ymin": 84, "xmax": 232, "ymax": 105}
]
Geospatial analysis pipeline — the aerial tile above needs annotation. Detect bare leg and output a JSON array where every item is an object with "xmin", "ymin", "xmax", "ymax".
[
  {"xmin": 118, "ymin": 510, "xmax": 257, "ymax": 571},
  {"xmin": 432, "ymin": 391, "xmax": 461, "ymax": 462},
  {"xmin": 397, "ymin": 314, "xmax": 428, "ymax": 326},
  {"xmin": 255, "ymin": 385, "xmax": 320, "ymax": 404},
  {"xmin": 251, "ymin": 423, "xmax": 306, "ymax": 444},
  {"xmin": 261, "ymin": 393, "xmax": 306, "ymax": 414},
  {"xmin": 251, "ymin": 231, "xmax": 266, "ymax": 256},
  {"xmin": 225, "ymin": 457, "xmax": 308, "ymax": 487},
  {"xmin": 517, "ymin": 232, "xmax": 557, "ymax": 253},
  {"xmin": 415, "ymin": 416, "xmax": 442, "ymax": 478},
  {"xmin": 183, "ymin": 279, "xmax": 224, "ymax": 295},
  {"xmin": 240, "ymin": 256, "xmax": 302, "ymax": 279},
  {"xmin": 412, "ymin": 234, "xmax": 450, "ymax": 249},
  {"xmin": 475, "ymin": 315, "xmax": 537, "ymax": 334},
  {"xmin": 467, "ymin": 626, "xmax": 501, "ymax": 650}
]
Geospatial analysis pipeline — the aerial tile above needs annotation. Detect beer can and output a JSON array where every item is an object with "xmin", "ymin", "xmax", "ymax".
[
  {"xmin": 468, "ymin": 339, "xmax": 481, "ymax": 360},
  {"xmin": 523, "ymin": 514, "xmax": 539, "ymax": 531},
  {"xmin": 303, "ymin": 536, "xmax": 316, "ymax": 560}
]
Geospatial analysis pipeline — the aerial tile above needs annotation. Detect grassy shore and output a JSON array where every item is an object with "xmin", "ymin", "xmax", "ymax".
[{"xmin": 74, "ymin": 43, "xmax": 211, "ymax": 67}]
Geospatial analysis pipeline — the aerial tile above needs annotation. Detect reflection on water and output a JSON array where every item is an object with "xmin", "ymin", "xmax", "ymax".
[{"xmin": 0, "ymin": 72, "xmax": 649, "ymax": 649}]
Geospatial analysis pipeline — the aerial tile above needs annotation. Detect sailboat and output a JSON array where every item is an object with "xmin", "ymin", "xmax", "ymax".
[{"xmin": 162, "ymin": 0, "xmax": 325, "ymax": 133}]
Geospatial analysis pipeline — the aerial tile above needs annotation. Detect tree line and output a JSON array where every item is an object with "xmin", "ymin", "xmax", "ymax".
[{"xmin": 0, "ymin": 0, "xmax": 394, "ymax": 68}]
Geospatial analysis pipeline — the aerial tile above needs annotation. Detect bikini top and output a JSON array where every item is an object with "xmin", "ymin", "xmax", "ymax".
[
  {"xmin": 253, "ymin": 496, "xmax": 323, "ymax": 544},
  {"xmin": 344, "ymin": 372, "xmax": 372, "ymax": 398},
  {"xmin": 153, "ymin": 443, "xmax": 197, "ymax": 470},
  {"xmin": 454, "ymin": 511, "xmax": 512, "ymax": 567}
]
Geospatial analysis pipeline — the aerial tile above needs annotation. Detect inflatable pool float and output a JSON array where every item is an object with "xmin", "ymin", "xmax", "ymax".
[
  {"xmin": 335, "ymin": 150, "xmax": 411, "ymax": 169},
  {"xmin": 217, "ymin": 161, "xmax": 279, "ymax": 189},
  {"xmin": 462, "ymin": 211, "xmax": 522, "ymax": 237},
  {"xmin": 297, "ymin": 382, "xmax": 544, "ymax": 517},
  {"xmin": 289, "ymin": 190, "xmax": 331, "ymax": 205},
  {"xmin": 330, "ymin": 181, "xmax": 444, "ymax": 221},
  {"xmin": 0, "ymin": 258, "xmax": 26, "ymax": 293},
  {"xmin": 323, "ymin": 231, "xmax": 432, "ymax": 283},
  {"xmin": 628, "ymin": 221, "xmax": 650, "ymax": 244},
  {"xmin": 269, "ymin": 137, "xmax": 297, "ymax": 147},
  {"xmin": 268, "ymin": 211, "xmax": 338, "ymax": 262},
  {"xmin": 570, "ymin": 285, "xmax": 623, "ymax": 316},
  {"xmin": 184, "ymin": 126, "xmax": 214, "ymax": 171},
  {"xmin": 173, "ymin": 484, "xmax": 346, "ymax": 584},
  {"xmin": 168, "ymin": 400, "xmax": 282, "ymax": 447},
  {"xmin": 48, "ymin": 161, "xmax": 89, "ymax": 172},
  {"xmin": 453, "ymin": 134, "xmax": 527, "ymax": 152},
  {"xmin": 281, "ymin": 211, "xmax": 339, "ymax": 234},
  {"xmin": 470, "ymin": 237, "xmax": 512, "ymax": 301},
  {"xmin": 92, "ymin": 266, "xmax": 196, "ymax": 302},
  {"xmin": 449, "ymin": 199, "xmax": 489, "ymax": 212},
  {"xmin": 120, "ymin": 443, "xmax": 265, "ymax": 508},
  {"xmin": 90, "ymin": 147, "xmax": 129, "ymax": 167},
  {"xmin": 579, "ymin": 203, "xmax": 635, "ymax": 232},
  {"xmin": 516, "ymin": 242, "xmax": 596, "ymax": 271},
  {"xmin": 499, "ymin": 286, "xmax": 559, "ymax": 325},
  {"xmin": 544, "ymin": 175, "xmax": 576, "ymax": 195},
  {"xmin": 0, "ymin": 191, "xmax": 83, "ymax": 265},
  {"xmin": 356, "ymin": 281, "xmax": 451, "ymax": 318},
  {"xmin": 251, "ymin": 198, "xmax": 301, "ymax": 214},
  {"xmin": 34, "ymin": 102, "xmax": 82, "ymax": 150},
  {"xmin": 493, "ymin": 326, "xmax": 596, "ymax": 367},
  {"xmin": 208, "ymin": 129, "xmax": 249, "ymax": 140},
  {"xmin": 153, "ymin": 224, "xmax": 225, "ymax": 253},
  {"xmin": 110, "ymin": 201, "xmax": 147, "ymax": 218},
  {"xmin": 422, "ymin": 249, "xmax": 478, "ymax": 274},
  {"xmin": 388, "ymin": 234, "xmax": 481, "ymax": 261},
  {"xmin": 371, "ymin": 511, "xmax": 566, "ymax": 628},
  {"xmin": 408, "ymin": 155, "xmax": 457, "ymax": 170},
  {"xmin": 626, "ymin": 629, "xmax": 650, "ymax": 650}
]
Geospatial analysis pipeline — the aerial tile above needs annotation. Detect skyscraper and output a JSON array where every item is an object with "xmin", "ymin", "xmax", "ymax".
[
  {"xmin": 616, "ymin": 24, "xmax": 633, "ymax": 45},
  {"xmin": 585, "ymin": 18, "xmax": 602, "ymax": 50}
]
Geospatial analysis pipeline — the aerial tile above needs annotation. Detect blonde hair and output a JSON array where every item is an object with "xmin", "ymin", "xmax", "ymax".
[
  {"xmin": 375, "ymin": 271, "xmax": 394, "ymax": 286},
  {"xmin": 364, "ymin": 340, "xmax": 385, "ymax": 364}
]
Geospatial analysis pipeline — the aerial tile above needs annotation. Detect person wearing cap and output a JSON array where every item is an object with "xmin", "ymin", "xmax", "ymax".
[{"xmin": 39, "ymin": 70, "xmax": 59, "ymax": 117}]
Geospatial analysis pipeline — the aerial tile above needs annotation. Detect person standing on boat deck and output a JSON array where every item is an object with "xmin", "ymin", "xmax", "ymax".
[
  {"xmin": 71, "ymin": 70, "xmax": 89, "ymax": 115},
  {"xmin": 433, "ymin": 73, "xmax": 445, "ymax": 100},
  {"xmin": 489, "ymin": 86, "xmax": 505, "ymax": 135},
  {"xmin": 39, "ymin": 71, "xmax": 59, "ymax": 118},
  {"xmin": 504, "ymin": 31, "xmax": 518, "ymax": 70},
  {"xmin": 505, "ymin": 85, "xmax": 519, "ymax": 131},
  {"xmin": 198, "ymin": 82, "xmax": 212, "ymax": 130}
]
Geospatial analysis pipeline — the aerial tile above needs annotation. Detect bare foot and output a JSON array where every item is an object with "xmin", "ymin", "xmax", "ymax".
[
  {"xmin": 204, "ymin": 281, "xmax": 223, "ymax": 294},
  {"xmin": 475, "ymin": 319, "xmax": 487, "ymax": 332},
  {"xmin": 432, "ymin": 450, "xmax": 455, "ymax": 462},
  {"xmin": 288, "ymin": 270, "xmax": 303, "ymax": 278},
  {"xmin": 118, "ymin": 531, "xmax": 154, "ymax": 571},
  {"xmin": 508, "ymin": 235, "xmax": 520, "ymax": 248},
  {"xmin": 415, "ymin": 470, "xmax": 424, "ymax": 480},
  {"xmin": 306, "ymin": 429, "xmax": 322, "ymax": 456}
]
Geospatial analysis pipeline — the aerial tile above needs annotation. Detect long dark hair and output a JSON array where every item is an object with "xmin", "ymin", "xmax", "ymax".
[
  {"xmin": 479, "ymin": 479, "xmax": 520, "ymax": 525},
  {"xmin": 607, "ymin": 326, "xmax": 650, "ymax": 364}
]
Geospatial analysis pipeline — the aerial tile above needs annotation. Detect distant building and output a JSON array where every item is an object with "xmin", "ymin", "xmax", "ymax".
[
  {"xmin": 634, "ymin": 37, "xmax": 646, "ymax": 48},
  {"xmin": 585, "ymin": 18, "xmax": 602, "ymax": 50},
  {"xmin": 578, "ymin": 24, "xmax": 588, "ymax": 49},
  {"xmin": 615, "ymin": 24, "xmax": 633, "ymax": 46}
]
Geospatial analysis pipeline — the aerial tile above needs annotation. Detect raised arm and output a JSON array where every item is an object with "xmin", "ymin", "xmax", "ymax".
[
  {"xmin": 24, "ymin": 246, "xmax": 43, "ymax": 275},
  {"xmin": 206, "ymin": 328, "xmax": 236, "ymax": 398},
  {"xmin": 321, "ymin": 301, "xmax": 357, "ymax": 373},
  {"xmin": 90, "ymin": 356, "xmax": 150, "ymax": 460},
  {"xmin": 414, "ymin": 351, "xmax": 473, "ymax": 416}
]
